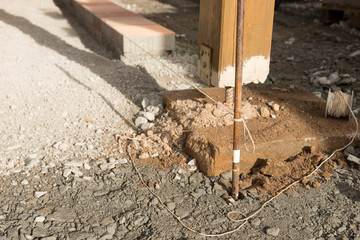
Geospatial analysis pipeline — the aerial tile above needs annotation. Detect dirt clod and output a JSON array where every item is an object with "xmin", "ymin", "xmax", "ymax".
[
  {"xmin": 260, "ymin": 106, "xmax": 271, "ymax": 118},
  {"xmin": 312, "ymin": 181, "xmax": 321, "ymax": 189}
]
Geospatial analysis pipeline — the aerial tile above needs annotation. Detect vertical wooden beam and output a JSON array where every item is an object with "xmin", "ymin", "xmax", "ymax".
[{"xmin": 198, "ymin": 0, "xmax": 275, "ymax": 87}]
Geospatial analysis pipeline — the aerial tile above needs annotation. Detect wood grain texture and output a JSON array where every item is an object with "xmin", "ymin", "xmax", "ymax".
[{"xmin": 198, "ymin": 0, "xmax": 275, "ymax": 87}]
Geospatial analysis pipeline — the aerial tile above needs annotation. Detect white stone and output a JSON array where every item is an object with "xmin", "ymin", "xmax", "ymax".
[
  {"xmin": 118, "ymin": 158, "xmax": 128, "ymax": 164},
  {"xmin": 34, "ymin": 216, "xmax": 45, "ymax": 223},
  {"xmin": 21, "ymin": 179, "xmax": 29, "ymax": 185},
  {"xmin": 96, "ymin": 129, "xmax": 104, "ymax": 134},
  {"xmin": 328, "ymin": 72, "xmax": 340, "ymax": 84},
  {"xmin": 146, "ymin": 106, "xmax": 160, "ymax": 115},
  {"xmin": 149, "ymin": 152, "xmax": 159, "ymax": 158},
  {"xmin": 63, "ymin": 168, "xmax": 72, "ymax": 178},
  {"xmin": 64, "ymin": 161, "xmax": 83, "ymax": 167},
  {"xmin": 135, "ymin": 116, "xmax": 148, "ymax": 127},
  {"xmin": 285, "ymin": 37, "xmax": 295, "ymax": 45},
  {"xmin": 314, "ymin": 76, "xmax": 330, "ymax": 85},
  {"xmin": 84, "ymin": 163, "xmax": 91, "ymax": 170},
  {"xmin": 266, "ymin": 227, "xmax": 280, "ymax": 237},
  {"xmin": 140, "ymin": 122, "xmax": 154, "ymax": 131},
  {"xmin": 347, "ymin": 154, "xmax": 360, "ymax": 165},
  {"xmin": 25, "ymin": 234, "xmax": 34, "ymax": 240},
  {"xmin": 349, "ymin": 50, "xmax": 360, "ymax": 58},
  {"xmin": 7, "ymin": 144, "xmax": 22, "ymax": 151},
  {"xmin": 71, "ymin": 167, "xmax": 83, "ymax": 177},
  {"xmin": 75, "ymin": 142, "xmax": 85, "ymax": 146},
  {"xmin": 188, "ymin": 159, "xmax": 196, "ymax": 166},
  {"xmin": 142, "ymin": 98, "xmax": 150, "ymax": 109},
  {"xmin": 48, "ymin": 162, "xmax": 56, "ymax": 168},
  {"xmin": 143, "ymin": 112, "xmax": 155, "ymax": 121},
  {"xmin": 34, "ymin": 191, "xmax": 47, "ymax": 198}
]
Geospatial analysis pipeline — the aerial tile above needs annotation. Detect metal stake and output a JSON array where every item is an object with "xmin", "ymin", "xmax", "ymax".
[{"xmin": 232, "ymin": 0, "xmax": 245, "ymax": 200}]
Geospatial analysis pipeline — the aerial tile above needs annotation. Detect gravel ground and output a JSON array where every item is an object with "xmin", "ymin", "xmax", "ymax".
[{"xmin": 0, "ymin": 0, "xmax": 360, "ymax": 239}]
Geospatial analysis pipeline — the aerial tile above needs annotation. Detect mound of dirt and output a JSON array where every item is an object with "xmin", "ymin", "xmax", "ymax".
[{"xmin": 167, "ymin": 99, "xmax": 258, "ymax": 130}]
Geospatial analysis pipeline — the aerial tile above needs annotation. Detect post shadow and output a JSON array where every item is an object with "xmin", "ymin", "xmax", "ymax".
[{"xmin": 0, "ymin": 9, "xmax": 164, "ymax": 129}]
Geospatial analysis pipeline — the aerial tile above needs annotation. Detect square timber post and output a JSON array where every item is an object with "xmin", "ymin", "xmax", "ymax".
[{"xmin": 198, "ymin": 0, "xmax": 275, "ymax": 87}]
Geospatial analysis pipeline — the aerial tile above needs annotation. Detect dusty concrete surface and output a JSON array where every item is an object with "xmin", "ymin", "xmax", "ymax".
[{"xmin": 0, "ymin": 0, "xmax": 360, "ymax": 239}]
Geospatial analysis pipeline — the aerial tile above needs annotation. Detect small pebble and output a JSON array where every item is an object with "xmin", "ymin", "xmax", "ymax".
[
  {"xmin": 272, "ymin": 103, "xmax": 280, "ymax": 112},
  {"xmin": 21, "ymin": 179, "xmax": 29, "ymax": 185},
  {"xmin": 84, "ymin": 163, "xmax": 91, "ymax": 170},
  {"xmin": 266, "ymin": 227, "xmax": 280, "ymax": 237},
  {"xmin": 118, "ymin": 158, "xmax": 128, "ymax": 164},
  {"xmin": 135, "ymin": 117, "xmax": 148, "ymax": 127},
  {"xmin": 250, "ymin": 218, "xmax": 261, "ymax": 227},
  {"xmin": 63, "ymin": 169, "xmax": 72, "ymax": 178},
  {"xmin": 139, "ymin": 152, "xmax": 150, "ymax": 159},
  {"xmin": 34, "ymin": 216, "xmax": 45, "ymax": 223},
  {"xmin": 260, "ymin": 107, "xmax": 270, "ymax": 118},
  {"xmin": 34, "ymin": 191, "xmax": 47, "ymax": 198},
  {"xmin": 143, "ymin": 112, "xmax": 155, "ymax": 121}
]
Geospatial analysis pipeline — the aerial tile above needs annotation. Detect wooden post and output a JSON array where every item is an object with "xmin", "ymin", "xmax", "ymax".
[{"xmin": 197, "ymin": 0, "xmax": 275, "ymax": 87}]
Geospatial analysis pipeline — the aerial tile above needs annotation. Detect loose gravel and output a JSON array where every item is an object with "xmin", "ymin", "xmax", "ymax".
[{"xmin": 0, "ymin": 0, "xmax": 359, "ymax": 239}]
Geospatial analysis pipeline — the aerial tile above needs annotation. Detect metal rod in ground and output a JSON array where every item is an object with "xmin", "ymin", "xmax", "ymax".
[
  {"xmin": 225, "ymin": 87, "xmax": 234, "ymax": 105},
  {"xmin": 232, "ymin": 0, "xmax": 245, "ymax": 200}
]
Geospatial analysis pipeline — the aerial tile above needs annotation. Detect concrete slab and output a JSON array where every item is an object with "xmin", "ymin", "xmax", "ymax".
[
  {"xmin": 164, "ymin": 84, "xmax": 359, "ymax": 176},
  {"xmin": 61, "ymin": 0, "xmax": 175, "ymax": 57}
]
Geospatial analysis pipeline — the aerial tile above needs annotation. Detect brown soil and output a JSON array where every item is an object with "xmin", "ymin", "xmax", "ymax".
[
  {"xmin": 167, "ymin": 99, "xmax": 258, "ymax": 130},
  {"xmin": 227, "ymin": 147, "xmax": 337, "ymax": 197}
]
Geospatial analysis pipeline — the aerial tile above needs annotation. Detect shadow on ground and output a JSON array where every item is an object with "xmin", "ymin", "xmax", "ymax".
[
  {"xmin": 0, "ymin": 8, "xmax": 164, "ymax": 130},
  {"xmin": 336, "ymin": 182, "xmax": 360, "ymax": 203}
]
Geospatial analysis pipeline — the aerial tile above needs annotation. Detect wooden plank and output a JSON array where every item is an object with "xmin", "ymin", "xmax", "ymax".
[
  {"xmin": 61, "ymin": 0, "xmax": 175, "ymax": 57},
  {"xmin": 198, "ymin": 0, "xmax": 275, "ymax": 87}
]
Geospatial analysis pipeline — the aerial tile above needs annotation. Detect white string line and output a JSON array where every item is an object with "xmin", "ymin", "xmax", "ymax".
[
  {"xmin": 127, "ymin": 93, "xmax": 358, "ymax": 237},
  {"xmin": 123, "ymin": 36, "xmax": 255, "ymax": 152}
]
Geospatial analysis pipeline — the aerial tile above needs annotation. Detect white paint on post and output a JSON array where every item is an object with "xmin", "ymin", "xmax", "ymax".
[
  {"xmin": 242, "ymin": 55, "xmax": 270, "ymax": 85},
  {"xmin": 211, "ymin": 65, "xmax": 235, "ymax": 87},
  {"xmin": 233, "ymin": 149, "xmax": 240, "ymax": 163},
  {"xmin": 213, "ymin": 55, "xmax": 270, "ymax": 87}
]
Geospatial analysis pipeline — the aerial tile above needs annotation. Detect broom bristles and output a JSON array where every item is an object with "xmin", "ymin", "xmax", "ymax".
[{"xmin": 326, "ymin": 91, "xmax": 352, "ymax": 118}]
